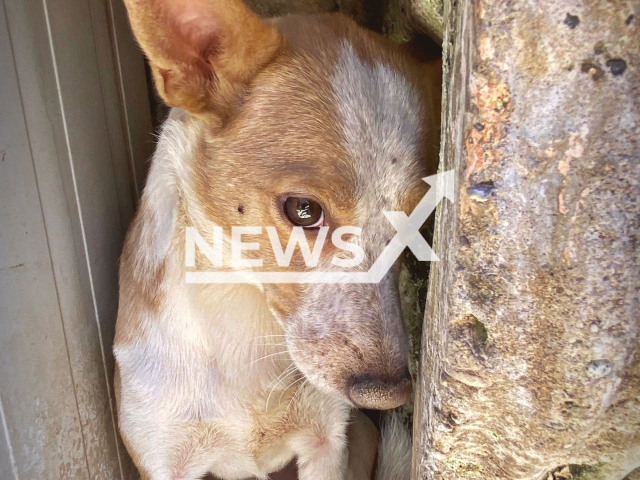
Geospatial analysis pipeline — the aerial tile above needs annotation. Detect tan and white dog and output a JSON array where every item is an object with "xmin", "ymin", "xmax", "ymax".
[{"xmin": 114, "ymin": 1, "xmax": 441, "ymax": 479}]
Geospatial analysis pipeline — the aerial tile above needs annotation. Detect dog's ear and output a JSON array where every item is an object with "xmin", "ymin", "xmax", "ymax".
[{"xmin": 124, "ymin": 0, "xmax": 283, "ymax": 117}]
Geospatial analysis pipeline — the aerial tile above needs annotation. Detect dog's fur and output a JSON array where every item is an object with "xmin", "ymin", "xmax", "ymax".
[{"xmin": 114, "ymin": 1, "xmax": 441, "ymax": 479}]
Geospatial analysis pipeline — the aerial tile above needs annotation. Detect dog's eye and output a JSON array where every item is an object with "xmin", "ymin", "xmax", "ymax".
[{"xmin": 284, "ymin": 197, "xmax": 324, "ymax": 228}]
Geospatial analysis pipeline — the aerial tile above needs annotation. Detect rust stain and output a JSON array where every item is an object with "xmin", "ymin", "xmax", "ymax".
[
  {"xmin": 464, "ymin": 75, "xmax": 511, "ymax": 182},
  {"xmin": 461, "ymin": 74, "xmax": 511, "ymax": 216}
]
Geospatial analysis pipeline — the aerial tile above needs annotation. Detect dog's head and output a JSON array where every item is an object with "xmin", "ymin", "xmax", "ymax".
[{"xmin": 124, "ymin": 0, "xmax": 440, "ymax": 409}]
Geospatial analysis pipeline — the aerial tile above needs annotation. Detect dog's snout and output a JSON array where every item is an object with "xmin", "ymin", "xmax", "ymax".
[{"xmin": 348, "ymin": 369, "xmax": 412, "ymax": 410}]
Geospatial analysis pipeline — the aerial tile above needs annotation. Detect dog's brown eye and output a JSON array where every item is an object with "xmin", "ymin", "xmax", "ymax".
[{"xmin": 284, "ymin": 197, "xmax": 324, "ymax": 227}]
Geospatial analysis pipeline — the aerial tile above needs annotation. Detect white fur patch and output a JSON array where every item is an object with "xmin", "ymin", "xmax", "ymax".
[
  {"xmin": 377, "ymin": 411, "xmax": 412, "ymax": 480},
  {"xmin": 135, "ymin": 109, "xmax": 196, "ymax": 274},
  {"xmin": 331, "ymin": 43, "xmax": 426, "ymax": 261},
  {"xmin": 331, "ymin": 43, "xmax": 423, "ymax": 209}
]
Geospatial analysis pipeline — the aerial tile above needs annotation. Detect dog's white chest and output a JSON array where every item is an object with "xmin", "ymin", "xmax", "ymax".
[{"xmin": 207, "ymin": 434, "xmax": 296, "ymax": 480}]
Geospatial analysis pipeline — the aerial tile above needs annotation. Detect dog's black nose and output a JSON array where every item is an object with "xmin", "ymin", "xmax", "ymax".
[{"xmin": 348, "ymin": 369, "xmax": 412, "ymax": 410}]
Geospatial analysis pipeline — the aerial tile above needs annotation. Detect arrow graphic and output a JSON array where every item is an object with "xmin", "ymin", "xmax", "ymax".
[{"xmin": 186, "ymin": 170, "xmax": 455, "ymax": 284}]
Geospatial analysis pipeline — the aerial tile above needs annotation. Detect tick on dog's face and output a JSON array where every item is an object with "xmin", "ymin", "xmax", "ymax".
[{"xmin": 124, "ymin": 0, "xmax": 440, "ymax": 409}]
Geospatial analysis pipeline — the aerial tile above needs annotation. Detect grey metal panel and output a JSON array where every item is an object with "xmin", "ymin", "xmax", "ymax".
[
  {"xmin": 0, "ymin": 394, "xmax": 19, "ymax": 480},
  {"xmin": 0, "ymin": 2, "xmax": 91, "ymax": 478},
  {"xmin": 0, "ymin": 0, "xmax": 152, "ymax": 477},
  {"xmin": 102, "ymin": 0, "xmax": 156, "ymax": 197}
]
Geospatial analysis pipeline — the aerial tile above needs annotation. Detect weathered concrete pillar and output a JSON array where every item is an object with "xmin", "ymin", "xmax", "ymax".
[{"xmin": 413, "ymin": 0, "xmax": 639, "ymax": 479}]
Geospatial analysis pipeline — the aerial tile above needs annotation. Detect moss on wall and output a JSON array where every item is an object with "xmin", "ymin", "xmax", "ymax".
[
  {"xmin": 383, "ymin": 0, "xmax": 443, "ymax": 43},
  {"xmin": 245, "ymin": 0, "xmax": 444, "ymax": 43}
]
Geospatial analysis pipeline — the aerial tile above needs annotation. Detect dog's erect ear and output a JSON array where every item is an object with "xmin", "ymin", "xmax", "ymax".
[{"xmin": 124, "ymin": 0, "xmax": 283, "ymax": 116}]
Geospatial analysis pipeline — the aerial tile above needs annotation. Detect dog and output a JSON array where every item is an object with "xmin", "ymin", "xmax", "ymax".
[{"xmin": 114, "ymin": 0, "xmax": 441, "ymax": 479}]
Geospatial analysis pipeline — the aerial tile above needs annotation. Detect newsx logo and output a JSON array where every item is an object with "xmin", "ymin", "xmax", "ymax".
[
  {"xmin": 185, "ymin": 171, "xmax": 454, "ymax": 284},
  {"xmin": 186, "ymin": 224, "xmax": 365, "ymax": 269}
]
